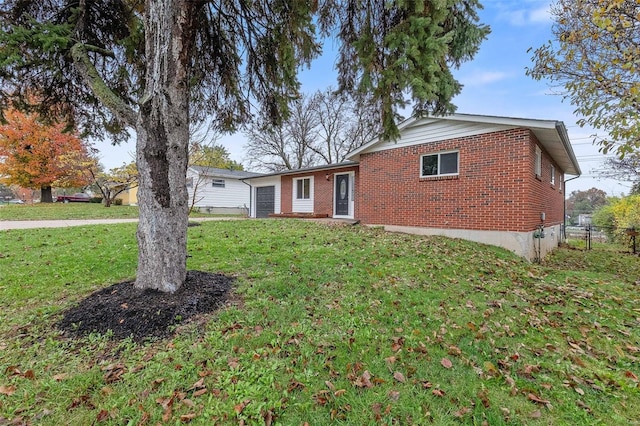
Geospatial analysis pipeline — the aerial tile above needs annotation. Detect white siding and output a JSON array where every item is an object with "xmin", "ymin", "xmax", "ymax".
[
  {"xmin": 366, "ymin": 119, "xmax": 513, "ymax": 154},
  {"xmin": 187, "ymin": 169, "xmax": 251, "ymax": 208},
  {"xmin": 292, "ymin": 176, "xmax": 314, "ymax": 213},
  {"xmin": 246, "ymin": 176, "xmax": 281, "ymax": 218}
]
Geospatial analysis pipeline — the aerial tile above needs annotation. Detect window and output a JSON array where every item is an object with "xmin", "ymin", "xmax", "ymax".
[
  {"xmin": 296, "ymin": 178, "xmax": 310, "ymax": 199},
  {"xmin": 535, "ymin": 146, "xmax": 542, "ymax": 177},
  {"xmin": 550, "ymin": 165, "xmax": 555, "ymax": 185},
  {"xmin": 420, "ymin": 151, "xmax": 459, "ymax": 177},
  {"xmin": 186, "ymin": 177, "xmax": 193, "ymax": 188},
  {"xmin": 212, "ymin": 179, "xmax": 225, "ymax": 188}
]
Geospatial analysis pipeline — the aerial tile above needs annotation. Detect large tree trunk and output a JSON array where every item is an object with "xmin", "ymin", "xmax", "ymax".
[
  {"xmin": 134, "ymin": 0, "xmax": 194, "ymax": 292},
  {"xmin": 41, "ymin": 185, "xmax": 53, "ymax": 203}
]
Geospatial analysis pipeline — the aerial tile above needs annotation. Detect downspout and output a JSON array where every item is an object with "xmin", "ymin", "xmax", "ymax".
[
  {"xmin": 562, "ymin": 175, "xmax": 580, "ymax": 241},
  {"xmin": 241, "ymin": 178, "xmax": 252, "ymax": 218}
]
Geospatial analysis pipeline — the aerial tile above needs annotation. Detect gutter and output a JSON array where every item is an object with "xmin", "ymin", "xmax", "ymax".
[{"xmin": 556, "ymin": 121, "xmax": 582, "ymax": 176}]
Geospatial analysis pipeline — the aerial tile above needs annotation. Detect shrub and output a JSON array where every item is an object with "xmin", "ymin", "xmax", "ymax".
[{"xmin": 90, "ymin": 197, "xmax": 103, "ymax": 203}]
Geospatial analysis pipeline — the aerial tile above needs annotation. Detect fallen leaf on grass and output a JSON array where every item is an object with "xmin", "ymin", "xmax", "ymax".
[
  {"xmin": 527, "ymin": 393, "xmax": 551, "ymax": 408},
  {"xmin": 624, "ymin": 371, "xmax": 638, "ymax": 381},
  {"xmin": 234, "ymin": 399, "xmax": 251, "ymax": 414},
  {"xmin": 227, "ymin": 357, "xmax": 240, "ymax": 369},
  {"xmin": 53, "ymin": 373, "xmax": 68, "ymax": 382},
  {"xmin": 353, "ymin": 371, "xmax": 374, "ymax": 388},
  {"xmin": 334, "ymin": 389, "xmax": 347, "ymax": 397},
  {"xmin": 180, "ymin": 413, "xmax": 197, "ymax": 422},
  {"xmin": 193, "ymin": 388, "xmax": 207, "ymax": 397},
  {"xmin": 448, "ymin": 345, "xmax": 462, "ymax": 356},
  {"xmin": 96, "ymin": 409, "xmax": 109, "ymax": 422},
  {"xmin": 432, "ymin": 389, "xmax": 445, "ymax": 397},
  {"xmin": 188, "ymin": 378, "xmax": 205, "ymax": 391},
  {"xmin": 102, "ymin": 364, "xmax": 126, "ymax": 384},
  {"xmin": 454, "ymin": 406, "xmax": 471, "ymax": 418},
  {"xmin": 529, "ymin": 410, "xmax": 542, "ymax": 419},
  {"xmin": 0, "ymin": 385, "xmax": 16, "ymax": 396},
  {"xmin": 478, "ymin": 389, "xmax": 490, "ymax": 408},
  {"xmin": 441, "ymin": 358, "xmax": 453, "ymax": 369},
  {"xmin": 576, "ymin": 400, "xmax": 592, "ymax": 413},
  {"xmin": 388, "ymin": 390, "xmax": 400, "ymax": 401},
  {"xmin": 393, "ymin": 372, "xmax": 406, "ymax": 383}
]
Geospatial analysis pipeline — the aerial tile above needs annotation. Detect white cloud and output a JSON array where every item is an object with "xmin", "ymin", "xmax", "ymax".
[
  {"xmin": 529, "ymin": 6, "xmax": 551, "ymax": 24},
  {"xmin": 462, "ymin": 70, "xmax": 511, "ymax": 86},
  {"xmin": 493, "ymin": 1, "xmax": 552, "ymax": 26}
]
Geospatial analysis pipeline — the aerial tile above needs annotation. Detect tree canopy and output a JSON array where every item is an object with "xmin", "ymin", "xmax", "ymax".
[
  {"xmin": 0, "ymin": 0, "xmax": 489, "ymax": 292},
  {"xmin": 565, "ymin": 187, "xmax": 609, "ymax": 224},
  {"xmin": 527, "ymin": 0, "xmax": 640, "ymax": 158},
  {"xmin": 0, "ymin": 108, "xmax": 94, "ymax": 202},
  {"xmin": 190, "ymin": 143, "xmax": 243, "ymax": 171}
]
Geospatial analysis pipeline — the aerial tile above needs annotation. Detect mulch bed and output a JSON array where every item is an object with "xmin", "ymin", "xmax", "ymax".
[{"xmin": 58, "ymin": 271, "xmax": 234, "ymax": 341}]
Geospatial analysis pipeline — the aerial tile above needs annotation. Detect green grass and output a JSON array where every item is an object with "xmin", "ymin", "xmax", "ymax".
[
  {"xmin": 0, "ymin": 203, "xmax": 141, "ymax": 220},
  {"xmin": 0, "ymin": 203, "xmax": 218, "ymax": 220},
  {"xmin": 1, "ymin": 220, "xmax": 639, "ymax": 425}
]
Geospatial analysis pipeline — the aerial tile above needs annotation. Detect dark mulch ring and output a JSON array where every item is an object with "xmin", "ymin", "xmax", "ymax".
[{"xmin": 58, "ymin": 271, "xmax": 234, "ymax": 342}]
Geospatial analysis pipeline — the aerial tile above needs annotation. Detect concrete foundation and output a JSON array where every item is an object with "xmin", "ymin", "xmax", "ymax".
[{"xmin": 371, "ymin": 224, "xmax": 562, "ymax": 261}]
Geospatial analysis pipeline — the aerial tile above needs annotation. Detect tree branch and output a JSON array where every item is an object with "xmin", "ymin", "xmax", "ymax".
[{"xmin": 70, "ymin": 43, "xmax": 138, "ymax": 128}]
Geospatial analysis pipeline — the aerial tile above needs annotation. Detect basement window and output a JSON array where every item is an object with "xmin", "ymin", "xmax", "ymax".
[{"xmin": 420, "ymin": 151, "xmax": 459, "ymax": 177}]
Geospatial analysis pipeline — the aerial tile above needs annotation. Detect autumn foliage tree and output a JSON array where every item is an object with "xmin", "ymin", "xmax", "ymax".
[
  {"xmin": 527, "ymin": 0, "xmax": 640, "ymax": 157},
  {"xmin": 0, "ymin": 108, "xmax": 93, "ymax": 202}
]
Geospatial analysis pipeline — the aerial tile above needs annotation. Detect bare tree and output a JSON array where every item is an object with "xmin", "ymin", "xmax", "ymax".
[
  {"xmin": 244, "ymin": 94, "xmax": 319, "ymax": 172},
  {"xmin": 310, "ymin": 88, "xmax": 382, "ymax": 164},
  {"xmin": 597, "ymin": 154, "xmax": 640, "ymax": 183},
  {"xmin": 245, "ymin": 89, "xmax": 382, "ymax": 170}
]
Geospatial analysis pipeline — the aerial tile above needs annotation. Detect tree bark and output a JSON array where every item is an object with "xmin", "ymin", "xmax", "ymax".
[
  {"xmin": 134, "ymin": 0, "xmax": 193, "ymax": 292},
  {"xmin": 41, "ymin": 185, "xmax": 53, "ymax": 203}
]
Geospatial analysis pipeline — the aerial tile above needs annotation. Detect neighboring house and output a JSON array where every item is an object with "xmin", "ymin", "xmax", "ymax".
[
  {"xmin": 187, "ymin": 166, "xmax": 263, "ymax": 214},
  {"xmin": 115, "ymin": 186, "xmax": 138, "ymax": 206},
  {"xmin": 578, "ymin": 214, "xmax": 592, "ymax": 226},
  {"xmin": 243, "ymin": 114, "xmax": 581, "ymax": 260}
]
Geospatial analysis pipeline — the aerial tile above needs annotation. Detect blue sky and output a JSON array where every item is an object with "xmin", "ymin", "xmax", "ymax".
[{"xmin": 94, "ymin": 0, "xmax": 628, "ymax": 196}]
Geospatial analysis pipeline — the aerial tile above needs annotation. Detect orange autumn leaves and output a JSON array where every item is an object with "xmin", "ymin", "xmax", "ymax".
[{"xmin": 0, "ymin": 108, "xmax": 94, "ymax": 192}]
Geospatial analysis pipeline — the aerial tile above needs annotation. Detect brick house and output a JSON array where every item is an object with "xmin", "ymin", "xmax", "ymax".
[{"xmin": 243, "ymin": 114, "xmax": 581, "ymax": 260}]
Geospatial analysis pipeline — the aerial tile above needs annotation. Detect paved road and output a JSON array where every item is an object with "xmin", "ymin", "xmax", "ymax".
[{"xmin": 0, "ymin": 217, "xmax": 241, "ymax": 231}]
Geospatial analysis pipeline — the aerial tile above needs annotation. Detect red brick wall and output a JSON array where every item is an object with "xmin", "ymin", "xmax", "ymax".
[
  {"xmin": 280, "ymin": 166, "xmax": 359, "ymax": 216},
  {"xmin": 525, "ymin": 135, "xmax": 564, "ymax": 229},
  {"xmin": 356, "ymin": 129, "xmax": 565, "ymax": 232}
]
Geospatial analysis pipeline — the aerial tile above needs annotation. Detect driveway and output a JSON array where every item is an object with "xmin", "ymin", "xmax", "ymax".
[{"xmin": 0, "ymin": 217, "xmax": 242, "ymax": 231}]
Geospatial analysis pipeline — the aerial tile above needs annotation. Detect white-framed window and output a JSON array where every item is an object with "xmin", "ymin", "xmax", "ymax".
[
  {"xmin": 212, "ymin": 179, "xmax": 225, "ymax": 188},
  {"xmin": 186, "ymin": 177, "xmax": 194, "ymax": 188},
  {"xmin": 535, "ymin": 146, "xmax": 542, "ymax": 177},
  {"xmin": 420, "ymin": 151, "xmax": 459, "ymax": 177},
  {"xmin": 295, "ymin": 177, "xmax": 311, "ymax": 199},
  {"xmin": 550, "ymin": 165, "xmax": 555, "ymax": 185}
]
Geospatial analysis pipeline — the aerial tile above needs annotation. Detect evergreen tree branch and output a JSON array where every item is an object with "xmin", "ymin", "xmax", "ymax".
[{"xmin": 70, "ymin": 43, "xmax": 138, "ymax": 128}]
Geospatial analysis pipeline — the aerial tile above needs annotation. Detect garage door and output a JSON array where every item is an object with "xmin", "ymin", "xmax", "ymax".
[{"xmin": 255, "ymin": 186, "xmax": 275, "ymax": 218}]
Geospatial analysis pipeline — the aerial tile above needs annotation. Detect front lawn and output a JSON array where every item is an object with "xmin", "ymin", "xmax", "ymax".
[
  {"xmin": 0, "ymin": 202, "xmax": 140, "ymax": 221},
  {"xmin": 0, "ymin": 202, "xmax": 215, "ymax": 221},
  {"xmin": 0, "ymin": 220, "xmax": 638, "ymax": 424}
]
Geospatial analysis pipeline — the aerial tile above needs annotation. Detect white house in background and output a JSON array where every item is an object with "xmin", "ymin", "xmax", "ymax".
[{"xmin": 186, "ymin": 166, "xmax": 263, "ymax": 214}]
